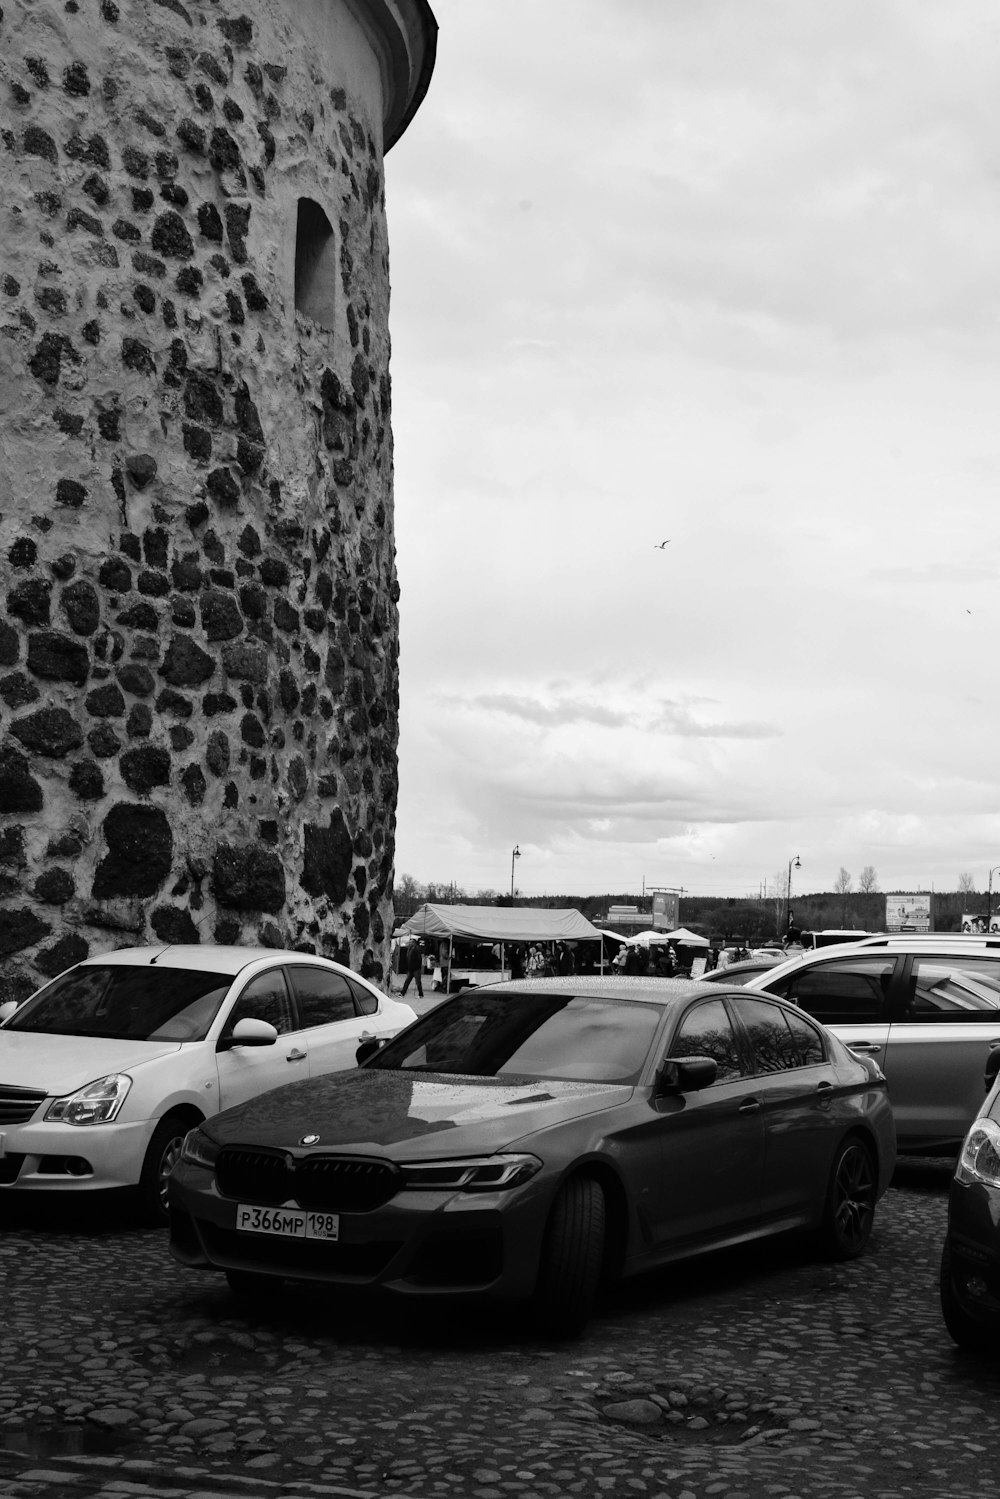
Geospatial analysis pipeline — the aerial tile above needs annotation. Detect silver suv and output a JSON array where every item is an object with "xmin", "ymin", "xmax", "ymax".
[{"xmin": 746, "ymin": 935, "xmax": 1000, "ymax": 1154}]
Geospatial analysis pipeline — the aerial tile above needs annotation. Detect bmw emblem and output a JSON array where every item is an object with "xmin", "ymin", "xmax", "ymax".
[{"xmin": 300, "ymin": 1133, "xmax": 321, "ymax": 1146}]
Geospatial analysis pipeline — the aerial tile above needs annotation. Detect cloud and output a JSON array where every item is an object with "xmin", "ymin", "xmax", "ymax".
[
  {"xmin": 444, "ymin": 687, "xmax": 781, "ymax": 741},
  {"xmin": 651, "ymin": 701, "xmax": 781, "ymax": 740},
  {"xmin": 461, "ymin": 692, "xmax": 634, "ymax": 730}
]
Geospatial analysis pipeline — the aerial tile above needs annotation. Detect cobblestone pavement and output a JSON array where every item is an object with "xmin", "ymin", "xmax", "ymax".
[{"xmin": 1, "ymin": 1161, "xmax": 999, "ymax": 1499}]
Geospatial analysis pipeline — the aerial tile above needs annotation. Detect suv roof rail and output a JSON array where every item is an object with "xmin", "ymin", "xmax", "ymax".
[{"xmin": 856, "ymin": 933, "xmax": 1000, "ymax": 948}]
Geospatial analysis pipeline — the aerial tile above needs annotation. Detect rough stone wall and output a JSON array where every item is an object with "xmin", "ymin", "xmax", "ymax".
[{"xmin": 0, "ymin": 0, "xmax": 402, "ymax": 999}]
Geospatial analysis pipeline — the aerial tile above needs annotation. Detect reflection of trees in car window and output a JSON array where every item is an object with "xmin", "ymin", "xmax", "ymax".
[
  {"xmin": 732, "ymin": 998, "xmax": 802, "ymax": 1073},
  {"xmin": 224, "ymin": 972, "xmax": 294, "ymax": 1036},
  {"xmin": 784, "ymin": 1008, "xmax": 826, "ymax": 1066},
  {"xmin": 671, "ymin": 999, "xmax": 744, "ymax": 1081}
]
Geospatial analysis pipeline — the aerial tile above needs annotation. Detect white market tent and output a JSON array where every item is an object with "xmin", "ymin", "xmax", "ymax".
[
  {"xmin": 398, "ymin": 903, "xmax": 607, "ymax": 980},
  {"xmin": 623, "ymin": 926, "xmax": 710, "ymax": 948},
  {"xmin": 666, "ymin": 926, "xmax": 710, "ymax": 947}
]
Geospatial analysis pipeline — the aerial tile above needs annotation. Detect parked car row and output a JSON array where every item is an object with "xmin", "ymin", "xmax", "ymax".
[{"xmin": 2, "ymin": 936, "xmax": 1000, "ymax": 1347}]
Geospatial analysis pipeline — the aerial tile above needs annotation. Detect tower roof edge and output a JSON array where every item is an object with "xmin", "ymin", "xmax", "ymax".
[{"xmin": 352, "ymin": 0, "xmax": 438, "ymax": 150}]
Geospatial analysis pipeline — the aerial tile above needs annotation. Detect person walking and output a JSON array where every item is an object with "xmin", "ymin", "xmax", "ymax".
[{"xmin": 401, "ymin": 938, "xmax": 424, "ymax": 998}]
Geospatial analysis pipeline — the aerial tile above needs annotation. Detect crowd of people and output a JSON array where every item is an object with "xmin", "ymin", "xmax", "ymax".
[
  {"xmin": 394, "ymin": 933, "xmax": 729, "ymax": 993},
  {"xmin": 610, "ymin": 941, "xmax": 688, "ymax": 977}
]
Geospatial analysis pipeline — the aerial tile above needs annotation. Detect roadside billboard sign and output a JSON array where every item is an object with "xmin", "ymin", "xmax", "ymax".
[
  {"xmin": 886, "ymin": 894, "xmax": 933, "ymax": 933},
  {"xmin": 651, "ymin": 892, "xmax": 680, "ymax": 930}
]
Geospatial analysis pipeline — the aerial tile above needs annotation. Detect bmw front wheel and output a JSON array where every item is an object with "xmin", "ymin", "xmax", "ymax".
[{"xmin": 533, "ymin": 1175, "xmax": 606, "ymax": 1338}]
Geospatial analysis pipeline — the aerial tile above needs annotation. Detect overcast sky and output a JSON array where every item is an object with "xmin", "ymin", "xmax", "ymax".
[{"xmin": 383, "ymin": 0, "xmax": 1000, "ymax": 903}]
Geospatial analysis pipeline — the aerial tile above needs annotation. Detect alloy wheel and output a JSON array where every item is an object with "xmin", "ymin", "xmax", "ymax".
[
  {"xmin": 832, "ymin": 1142, "xmax": 875, "ymax": 1251},
  {"xmin": 158, "ymin": 1133, "xmax": 185, "ymax": 1213}
]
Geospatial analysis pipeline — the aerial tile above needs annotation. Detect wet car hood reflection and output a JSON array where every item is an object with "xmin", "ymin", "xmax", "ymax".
[{"xmin": 205, "ymin": 1068, "xmax": 633, "ymax": 1157}]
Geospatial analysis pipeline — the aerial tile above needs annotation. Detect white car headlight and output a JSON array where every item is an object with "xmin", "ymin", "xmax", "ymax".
[
  {"xmin": 956, "ymin": 1117, "xmax": 1000, "ymax": 1187},
  {"xmin": 45, "ymin": 1074, "xmax": 132, "ymax": 1126}
]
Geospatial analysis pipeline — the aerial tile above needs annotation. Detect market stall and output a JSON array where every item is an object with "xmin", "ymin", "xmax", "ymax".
[{"xmin": 397, "ymin": 903, "xmax": 606, "ymax": 991}]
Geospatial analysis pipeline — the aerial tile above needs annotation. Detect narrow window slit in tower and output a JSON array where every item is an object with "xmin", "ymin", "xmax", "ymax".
[{"xmin": 294, "ymin": 198, "xmax": 336, "ymax": 328}]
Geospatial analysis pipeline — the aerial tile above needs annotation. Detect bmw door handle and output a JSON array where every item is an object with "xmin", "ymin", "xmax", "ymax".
[
  {"xmin": 738, "ymin": 1098, "xmax": 760, "ymax": 1114},
  {"xmin": 844, "ymin": 1041, "xmax": 882, "ymax": 1054},
  {"xmin": 286, "ymin": 1048, "xmax": 308, "ymax": 1063}
]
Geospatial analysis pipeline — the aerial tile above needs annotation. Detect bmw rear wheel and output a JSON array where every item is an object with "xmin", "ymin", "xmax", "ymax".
[
  {"xmin": 533, "ymin": 1175, "xmax": 606, "ymax": 1338},
  {"xmin": 820, "ymin": 1136, "xmax": 876, "ymax": 1260}
]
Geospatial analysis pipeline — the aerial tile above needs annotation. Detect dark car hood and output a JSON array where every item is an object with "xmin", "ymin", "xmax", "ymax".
[{"xmin": 206, "ymin": 1068, "xmax": 632, "ymax": 1159}]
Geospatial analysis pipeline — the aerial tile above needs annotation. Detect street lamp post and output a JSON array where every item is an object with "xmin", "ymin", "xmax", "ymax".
[
  {"xmin": 987, "ymin": 867, "xmax": 1000, "ymax": 933},
  {"xmin": 511, "ymin": 844, "xmax": 520, "ymax": 902},
  {"xmin": 785, "ymin": 854, "xmax": 801, "ymax": 937}
]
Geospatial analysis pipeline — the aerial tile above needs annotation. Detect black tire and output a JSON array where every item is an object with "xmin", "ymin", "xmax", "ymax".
[
  {"xmin": 136, "ymin": 1113, "xmax": 193, "ymax": 1229},
  {"xmin": 533, "ymin": 1175, "xmax": 606, "ymax": 1338},
  {"xmin": 225, "ymin": 1268, "xmax": 285, "ymax": 1302},
  {"xmin": 819, "ymin": 1136, "xmax": 877, "ymax": 1260},
  {"xmin": 940, "ymin": 1243, "xmax": 993, "ymax": 1354}
]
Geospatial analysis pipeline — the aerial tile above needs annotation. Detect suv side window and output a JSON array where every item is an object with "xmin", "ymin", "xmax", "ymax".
[
  {"xmin": 287, "ymin": 966, "xmax": 358, "ymax": 1028},
  {"xmin": 766, "ymin": 955, "xmax": 896, "ymax": 1025},
  {"xmin": 902, "ymin": 955, "xmax": 1000, "ymax": 1022},
  {"xmin": 733, "ymin": 996, "xmax": 819, "ymax": 1074},
  {"xmin": 671, "ymin": 998, "xmax": 745, "ymax": 1082}
]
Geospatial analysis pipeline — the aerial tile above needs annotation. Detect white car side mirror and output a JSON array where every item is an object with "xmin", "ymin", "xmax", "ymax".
[
  {"xmin": 219, "ymin": 1017, "xmax": 279, "ymax": 1051},
  {"xmin": 0, "ymin": 1000, "xmax": 19, "ymax": 1023}
]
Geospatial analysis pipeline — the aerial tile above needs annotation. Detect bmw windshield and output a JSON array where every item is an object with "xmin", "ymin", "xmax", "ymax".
[{"xmin": 365, "ymin": 990, "xmax": 665, "ymax": 1084}]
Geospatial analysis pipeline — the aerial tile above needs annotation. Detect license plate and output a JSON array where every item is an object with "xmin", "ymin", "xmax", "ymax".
[{"xmin": 236, "ymin": 1204, "xmax": 339, "ymax": 1240}]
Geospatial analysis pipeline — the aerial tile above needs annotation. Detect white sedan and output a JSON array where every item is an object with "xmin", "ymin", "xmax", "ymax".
[{"xmin": 0, "ymin": 946, "xmax": 416, "ymax": 1224}]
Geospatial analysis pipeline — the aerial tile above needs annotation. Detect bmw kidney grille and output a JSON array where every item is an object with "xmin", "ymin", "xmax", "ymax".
[{"xmin": 215, "ymin": 1146, "xmax": 400, "ymax": 1212}]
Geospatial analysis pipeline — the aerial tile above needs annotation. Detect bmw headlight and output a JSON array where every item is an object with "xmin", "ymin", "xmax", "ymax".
[
  {"xmin": 400, "ymin": 1154, "xmax": 542, "ymax": 1191},
  {"xmin": 957, "ymin": 1118, "xmax": 1000, "ymax": 1187},
  {"xmin": 45, "ymin": 1074, "xmax": 131, "ymax": 1125},
  {"xmin": 180, "ymin": 1127, "xmax": 220, "ymax": 1169}
]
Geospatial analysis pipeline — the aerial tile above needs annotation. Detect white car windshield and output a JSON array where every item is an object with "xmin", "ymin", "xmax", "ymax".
[{"xmin": 4, "ymin": 965, "xmax": 233, "ymax": 1042}]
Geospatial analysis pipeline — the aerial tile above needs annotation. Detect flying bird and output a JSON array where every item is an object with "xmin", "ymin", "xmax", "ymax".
[{"xmin": 654, "ymin": 539, "xmax": 671, "ymax": 549}]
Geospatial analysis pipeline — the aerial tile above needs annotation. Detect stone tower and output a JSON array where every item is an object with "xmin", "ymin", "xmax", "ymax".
[{"xmin": 0, "ymin": 0, "xmax": 436, "ymax": 1000}]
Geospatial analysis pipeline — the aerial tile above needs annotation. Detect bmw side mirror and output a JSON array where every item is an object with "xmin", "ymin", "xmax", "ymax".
[
  {"xmin": 217, "ymin": 1018, "xmax": 279, "ymax": 1051},
  {"xmin": 657, "ymin": 1055, "xmax": 718, "ymax": 1095},
  {"xmin": 0, "ymin": 1001, "xmax": 19, "ymax": 1023}
]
